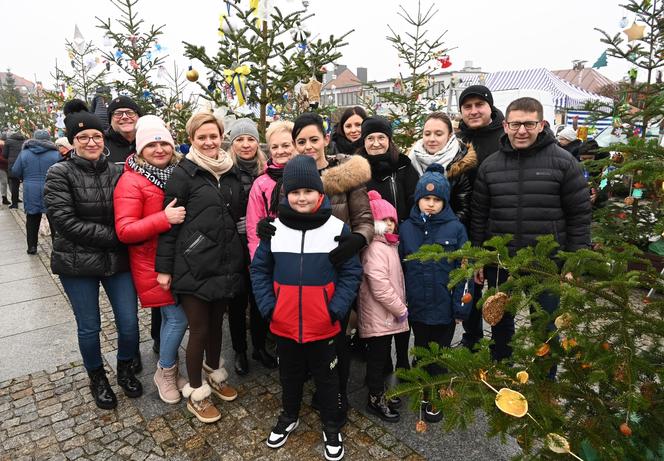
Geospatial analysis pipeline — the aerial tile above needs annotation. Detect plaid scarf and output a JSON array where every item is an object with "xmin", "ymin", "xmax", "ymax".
[{"xmin": 127, "ymin": 154, "xmax": 176, "ymax": 190}]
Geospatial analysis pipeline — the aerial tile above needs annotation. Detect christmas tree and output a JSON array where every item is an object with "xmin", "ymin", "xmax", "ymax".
[
  {"xmin": 367, "ymin": 0, "xmax": 450, "ymax": 151},
  {"xmin": 183, "ymin": 1, "xmax": 351, "ymax": 139},
  {"xmin": 157, "ymin": 64, "xmax": 196, "ymax": 145},
  {"xmin": 0, "ymin": 70, "xmax": 27, "ymax": 132},
  {"xmin": 395, "ymin": 235, "xmax": 664, "ymax": 460},
  {"xmin": 96, "ymin": 0, "xmax": 167, "ymax": 115},
  {"xmin": 53, "ymin": 26, "xmax": 109, "ymax": 104}
]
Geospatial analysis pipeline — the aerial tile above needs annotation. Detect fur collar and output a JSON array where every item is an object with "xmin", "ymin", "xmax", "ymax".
[
  {"xmin": 321, "ymin": 154, "xmax": 371, "ymax": 195},
  {"xmin": 447, "ymin": 143, "xmax": 477, "ymax": 178}
]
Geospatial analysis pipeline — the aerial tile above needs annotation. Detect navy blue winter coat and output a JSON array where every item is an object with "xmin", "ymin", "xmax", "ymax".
[
  {"xmin": 399, "ymin": 200, "xmax": 470, "ymax": 325},
  {"xmin": 12, "ymin": 140, "xmax": 61, "ymax": 214}
]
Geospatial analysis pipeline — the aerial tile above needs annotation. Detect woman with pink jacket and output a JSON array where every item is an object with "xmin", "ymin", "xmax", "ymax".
[
  {"xmin": 246, "ymin": 121, "xmax": 296, "ymax": 260},
  {"xmin": 357, "ymin": 190, "xmax": 409, "ymax": 424}
]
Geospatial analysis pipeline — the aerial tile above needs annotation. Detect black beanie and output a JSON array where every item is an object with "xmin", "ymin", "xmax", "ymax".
[
  {"xmin": 361, "ymin": 116, "xmax": 392, "ymax": 142},
  {"xmin": 64, "ymin": 101, "xmax": 105, "ymax": 144},
  {"xmin": 107, "ymin": 96, "xmax": 142, "ymax": 122},
  {"xmin": 283, "ymin": 155, "xmax": 324, "ymax": 194},
  {"xmin": 458, "ymin": 85, "xmax": 494, "ymax": 107}
]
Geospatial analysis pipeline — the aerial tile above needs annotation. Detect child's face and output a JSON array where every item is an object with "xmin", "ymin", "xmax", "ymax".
[
  {"xmin": 383, "ymin": 218, "xmax": 396, "ymax": 234},
  {"xmin": 287, "ymin": 188, "xmax": 322, "ymax": 213},
  {"xmin": 418, "ymin": 195, "xmax": 444, "ymax": 215}
]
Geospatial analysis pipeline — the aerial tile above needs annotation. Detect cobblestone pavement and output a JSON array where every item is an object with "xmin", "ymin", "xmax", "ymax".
[{"xmin": 0, "ymin": 207, "xmax": 520, "ymax": 460}]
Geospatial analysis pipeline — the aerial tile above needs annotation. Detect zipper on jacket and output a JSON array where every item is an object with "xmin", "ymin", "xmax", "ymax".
[
  {"xmin": 184, "ymin": 234, "xmax": 205, "ymax": 256},
  {"xmin": 298, "ymin": 230, "xmax": 306, "ymax": 343},
  {"xmin": 389, "ymin": 173, "xmax": 398, "ymax": 208},
  {"xmin": 516, "ymin": 152, "xmax": 523, "ymax": 248}
]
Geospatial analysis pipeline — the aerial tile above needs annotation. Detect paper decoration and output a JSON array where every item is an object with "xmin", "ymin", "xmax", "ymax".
[
  {"xmin": 73, "ymin": 25, "xmax": 85, "ymax": 53},
  {"xmin": 592, "ymin": 51, "xmax": 608, "ymax": 69},
  {"xmin": 437, "ymin": 55, "xmax": 452, "ymax": 69},
  {"xmin": 623, "ymin": 22, "xmax": 646, "ymax": 42},
  {"xmin": 619, "ymin": 16, "xmax": 629, "ymax": 28},
  {"xmin": 302, "ymin": 76, "xmax": 323, "ymax": 104}
]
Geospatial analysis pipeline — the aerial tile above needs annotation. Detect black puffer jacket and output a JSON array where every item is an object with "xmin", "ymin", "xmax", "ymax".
[
  {"xmin": 360, "ymin": 152, "xmax": 419, "ymax": 222},
  {"xmin": 5, "ymin": 132, "xmax": 26, "ymax": 175},
  {"xmin": 445, "ymin": 143, "xmax": 477, "ymax": 228},
  {"xmin": 44, "ymin": 154, "xmax": 129, "ymax": 276},
  {"xmin": 155, "ymin": 158, "xmax": 245, "ymax": 302},
  {"xmin": 104, "ymin": 128, "xmax": 135, "ymax": 164},
  {"xmin": 470, "ymin": 130, "xmax": 591, "ymax": 254}
]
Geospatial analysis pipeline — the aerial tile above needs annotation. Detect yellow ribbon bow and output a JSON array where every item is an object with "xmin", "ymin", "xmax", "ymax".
[{"xmin": 223, "ymin": 65, "xmax": 251, "ymax": 106}]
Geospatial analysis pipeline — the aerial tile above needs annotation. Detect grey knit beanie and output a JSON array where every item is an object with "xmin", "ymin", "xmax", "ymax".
[
  {"xmin": 228, "ymin": 118, "xmax": 259, "ymax": 143},
  {"xmin": 33, "ymin": 129, "xmax": 51, "ymax": 141}
]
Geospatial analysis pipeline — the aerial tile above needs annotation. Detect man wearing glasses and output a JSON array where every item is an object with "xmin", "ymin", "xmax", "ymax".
[
  {"xmin": 105, "ymin": 96, "xmax": 143, "ymax": 164},
  {"xmin": 470, "ymin": 97, "xmax": 591, "ymax": 363}
]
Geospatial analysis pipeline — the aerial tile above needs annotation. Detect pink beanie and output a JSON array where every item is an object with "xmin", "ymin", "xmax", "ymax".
[
  {"xmin": 368, "ymin": 190, "xmax": 398, "ymax": 225},
  {"xmin": 135, "ymin": 115, "xmax": 175, "ymax": 155}
]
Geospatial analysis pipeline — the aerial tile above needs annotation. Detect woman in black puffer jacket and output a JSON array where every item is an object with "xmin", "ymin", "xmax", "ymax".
[{"xmin": 44, "ymin": 101, "xmax": 142, "ymax": 411}]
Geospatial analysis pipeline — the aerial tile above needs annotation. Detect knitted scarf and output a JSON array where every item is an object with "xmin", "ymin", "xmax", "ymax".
[
  {"xmin": 235, "ymin": 155, "xmax": 260, "ymax": 177},
  {"xmin": 186, "ymin": 146, "xmax": 233, "ymax": 180},
  {"xmin": 409, "ymin": 135, "xmax": 460, "ymax": 176},
  {"xmin": 127, "ymin": 154, "xmax": 176, "ymax": 190},
  {"xmin": 265, "ymin": 159, "xmax": 286, "ymax": 215}
]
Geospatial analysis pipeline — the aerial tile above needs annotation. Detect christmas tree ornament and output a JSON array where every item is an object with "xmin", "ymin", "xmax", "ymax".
[
  {"xmin": 115, "ymin": 49, "xmax": 124, "ymax": 59},
  {"xmin": 601, "ymin": 341, "xmax": 611, "ymax": 350},
  {"xmin": 536, "ymin": 343, "xmax": 551, "ymax": 357},
  {"xmin": 157, "ymin": 65, "xmax": 168, "ymax": 79},
  {"xmin": 483, "ymin": 291, "xmax": 508, "ymax": 326},
  {"xmin": 495, "ymin": 388, "xmax": 528, "ymax": 418},
  {"xmin": 624, "ymin": 196, "xmax": 635, "ymax": 205},
  {"xmin": 223, "ymin": 64, "xmax": 251, "ymax": 106},
  {"xmin": 186, "ymin": 66, "xmax": 199, "ymax": 82},
  {"xmin": 73, "ymin": 25, "xmax": 86, "ymax": 53},
  {"xmin": 619, "ymin": 16, "xmax": 629, "ymax": 28},
  {"xmin": 415, "ymin": 420, "xmax": 427, "ymax": 433},
  {"xmin": 561, "ymin": 337, "xmax": 577, "ymax": 351},
  {"xmin": 623, "ymin": 22, "xmax": 646, "ymax": 42},
  {"xmin": 592, "ymin": 51, "xmax": 608, "ymax": 69},
  {"xmin": 628, "ymin": 67, "xmax": 638, "ymax": 84},
  {"xmin": 302, "ymin": 76, "xmax": 322, "ymax": 107},
  {"xmin": 103, "ymin": 35, "xmax": 113, "ymax": 47},
  {"xmin": 516, "ymin": 371, "xmax": 529, "ymax": 384},
  {"xmin": 437, "ymin": 55, "xmax": 452, "ymax": 69},
  {"xmin": 461, "ymin": 292, "xmax": 473, "ymax": 304},
  {"xmin": 554, "ymin": 313, "xmax": 572, "ymax": 329},
  {"xmin": 106, "ymin": 61, "xmax": 111, "ymax": 71},
  {"xmin": 128, "ymin": 34, "xmax": 138, "ymax": 45},
  {"xmin": 130, "ymin": 59, "xmax": 139, "ymax": 70},
  {"xmin": 619, "ymin": 422, "xmax": 632, "ymax": 436}
]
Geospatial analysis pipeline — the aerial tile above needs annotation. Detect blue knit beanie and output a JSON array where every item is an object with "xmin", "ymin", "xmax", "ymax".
[
  {"xmin": 283, "ymin": 155, "xmax": 324, "ymax": 194},
  {"xmin": 414, "ymin": 163, "xmax": 450, "ymax": 203}
]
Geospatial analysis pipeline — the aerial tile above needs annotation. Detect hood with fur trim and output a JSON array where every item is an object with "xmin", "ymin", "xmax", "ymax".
[
  {"xmin": 321, "ymin": 154, "xmax": 371, "ymax": 196},
  {"xmin": 448, "ymin": 143, "xmax": 477, "ymax": 178}
]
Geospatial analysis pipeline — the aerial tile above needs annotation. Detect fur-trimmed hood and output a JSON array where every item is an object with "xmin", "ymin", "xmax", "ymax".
[
  {"xmin": 321, "ymin": 154, "xmax": 371, "ymax": 196},
  {"xmin": 448, "ymin": 143, "xmax": 477, "ymax": 178}
]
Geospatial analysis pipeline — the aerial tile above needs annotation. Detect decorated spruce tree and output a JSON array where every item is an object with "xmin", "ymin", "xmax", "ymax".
[
  {"xmin": 96, "ymin": 0, "xmax": 167, "ymax": 115},
  {"xmin": 0, "ymin": 70, "xmax": 26, "ymax": 132},
  {"xmin": 367, "ymin": 0, "xmax": 450, "ymax": 151},
  {"xmin": 183, "ymin": 1, "xmax": 351, "ymax": 139},
  {"xmin": 157, "ymin": 64, "xmax": 196, "ymax": 145},
  {"xmin": 396, "ymin": 235, "xmax": 664, "ymax": 460},
  {"xmin": 53, "ymin": 27, "xmax": 109, "ymax": 104}
]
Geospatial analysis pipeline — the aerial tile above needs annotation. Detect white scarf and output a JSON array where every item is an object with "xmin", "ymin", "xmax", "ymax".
[{"xmin": 408, "ymin": 135, "xmax": 460, "ymax": 176}]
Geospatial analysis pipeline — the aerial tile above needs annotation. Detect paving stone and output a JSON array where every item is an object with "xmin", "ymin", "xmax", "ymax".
[{"xmin": 63, "ymin": 447, "xmax": 85, "ymax": 460}]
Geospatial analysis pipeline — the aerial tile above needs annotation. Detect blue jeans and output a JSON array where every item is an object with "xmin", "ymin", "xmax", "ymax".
[
  {"xmin": 158, "ymin": 304, "xmax": 188, "ymax": 368},
  {"xmin": 60, "ymin": 272, "xmax": 139, "ymax": 371}
]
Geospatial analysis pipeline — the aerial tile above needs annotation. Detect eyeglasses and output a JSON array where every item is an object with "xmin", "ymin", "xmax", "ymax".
[
  {"xmin": 506, "ymin": 121, "xmax": 541, "ymax": 131},
  {"xmin": 75, "ymin": 134, "xmax": 104, "ymax": 144},
  {"xmin": 111, "ymin": 109, "xmax": 138, "ymax": 120}
]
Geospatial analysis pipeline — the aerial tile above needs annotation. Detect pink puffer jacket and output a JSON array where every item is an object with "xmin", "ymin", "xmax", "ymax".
[
  {"xmin": 246, "ymin": 162, "xmax": 285, "ymax": 260},
  {"xmin": 357, "ymin": 234, "xmax": 409, "ymax": 338}
]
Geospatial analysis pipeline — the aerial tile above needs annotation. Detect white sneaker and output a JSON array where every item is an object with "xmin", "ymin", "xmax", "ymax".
[
  {"xmin": 266, "ymin": 415, "xmax": 299, "ymax": 449},
  {"xmin": 323, "ymin": 429, "xmax": 344, "ymax": 460}
]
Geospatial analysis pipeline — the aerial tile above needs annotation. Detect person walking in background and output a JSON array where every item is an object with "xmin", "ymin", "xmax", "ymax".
[
  {"xmin": 0, "ymin": 133, "xmax": 9, "ymax": 205},
  {"xmin": 44, "ymin": 102, "xmax": 142, "ymax": 411},
  {"xmin": 156, "ymin": 112, "xmax": 243, "ymax": 423},
  {"xmin": 226, "ymin": 118, "xmax": 270, "ymax": 376},
  {"xmin": 357, "ymin": 190, "xmax": 408, "ymax": 423},
  {"xmin": 11, "ymin": 129, "xmax": 60, "ymax": 254},
  {"xmin": 5, "ymin": 130, "xmax": 26, "ymax": 209},
  {"xmin": 251, "ymin": 155, "xmax": 362, "ymax": 460},
  {"xmin": 91, "ymin": 86, "xmax": 111, "ymax": 132},
  {"xmin": 113, "ymin": 115, "xmax": 188, "ymax": 405}
]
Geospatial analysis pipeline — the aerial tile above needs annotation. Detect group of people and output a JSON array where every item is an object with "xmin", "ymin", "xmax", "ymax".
[{"xmin": 1, "ymin": 83, "xmax": 591, "ymax": 461}]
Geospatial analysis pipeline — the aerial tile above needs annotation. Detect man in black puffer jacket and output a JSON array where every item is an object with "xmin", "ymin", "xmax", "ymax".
[
  {"xmin": 456, "ymin": 85, "xmax": 505, "ymax": 349},
  {"xmin": 5, "ymin": 131, "xmax": 27, "ymax": 208},
  {"xmin": 471, "ymin": 97, "xmax": 591, "ymax": 362}
]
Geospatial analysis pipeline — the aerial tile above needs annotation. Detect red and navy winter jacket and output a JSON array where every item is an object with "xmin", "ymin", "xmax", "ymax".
[{"xmin": 250, "ymin": 200, "xmax": 363, "ymax": 343}]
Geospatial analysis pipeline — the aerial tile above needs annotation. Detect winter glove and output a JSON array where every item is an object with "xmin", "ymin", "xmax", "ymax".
[
  {"xmin": 257, "ymin": 217, "xmax": 277, "ymax": 241},
  {"xmin": 329, "ymin": 232, "xmax": 366, "ymax": 268},
  {"xmin": 236, "ymin": 216, "xmax": 247, "ymax": 235}
]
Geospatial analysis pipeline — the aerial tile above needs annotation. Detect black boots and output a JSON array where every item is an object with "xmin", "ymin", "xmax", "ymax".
[
  {"xmin": 367, "ymin": 393, "xmax": 400, "ymax": 422},
  {"xmin": 235, "ymin": 352, "xmax": 249, "ymax": 376},
  {"xmin": 1, "ymin": 196, "xmax": 9, "ymax": 205},
  {"xmin": 252, "ymin": 348, "xmax": 278, "ymax": 369},
  {"xmin": 88, "ymin": 368, "xmax": 117, "ymax": 410},
  {"xmin": 117, "ymin": 359, "xmax": 143, "ymax": 398}
]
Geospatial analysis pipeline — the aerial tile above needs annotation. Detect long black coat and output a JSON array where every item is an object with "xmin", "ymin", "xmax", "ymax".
[
  {"xmin": 155, "ymin": 158, "xmax": 244, "ymax": 302},
  {"xmin": 360, "ymin": 153, "xmax": 419, "ymax": 222},
  {"xmin": 44, "ymin": 154, "xmax": 129, "ymax": 276},
  {"xmin": 5, "ymin": 132, "xmax": 26, "ymax": 177},
  {"xmin": 470, "ymin": 131, "xmax": 591, "ymax": 254}
]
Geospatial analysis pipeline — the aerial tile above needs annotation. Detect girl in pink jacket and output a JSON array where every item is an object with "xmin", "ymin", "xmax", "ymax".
[
  {"xmin": 357, "ymin": 190, "xmax": 409, "ymax": 423},
  {"xmin": 246, "ymin": 121, "xmax": 296, "ymax": 260}
]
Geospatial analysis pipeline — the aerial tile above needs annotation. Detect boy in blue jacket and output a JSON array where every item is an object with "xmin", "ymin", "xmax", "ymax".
[
  {"xmin": 250, "ymin": 155, "xmax": 362, "ymax": 461},
  {"xmin": 399, "ymin": 163, "xmax": 471, "ymax": 424}
]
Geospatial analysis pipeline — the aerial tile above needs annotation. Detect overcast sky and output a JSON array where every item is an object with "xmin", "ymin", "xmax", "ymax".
[{"xmin": 0, "ymin": 0, "xmax": 635, "ymax": 91}]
